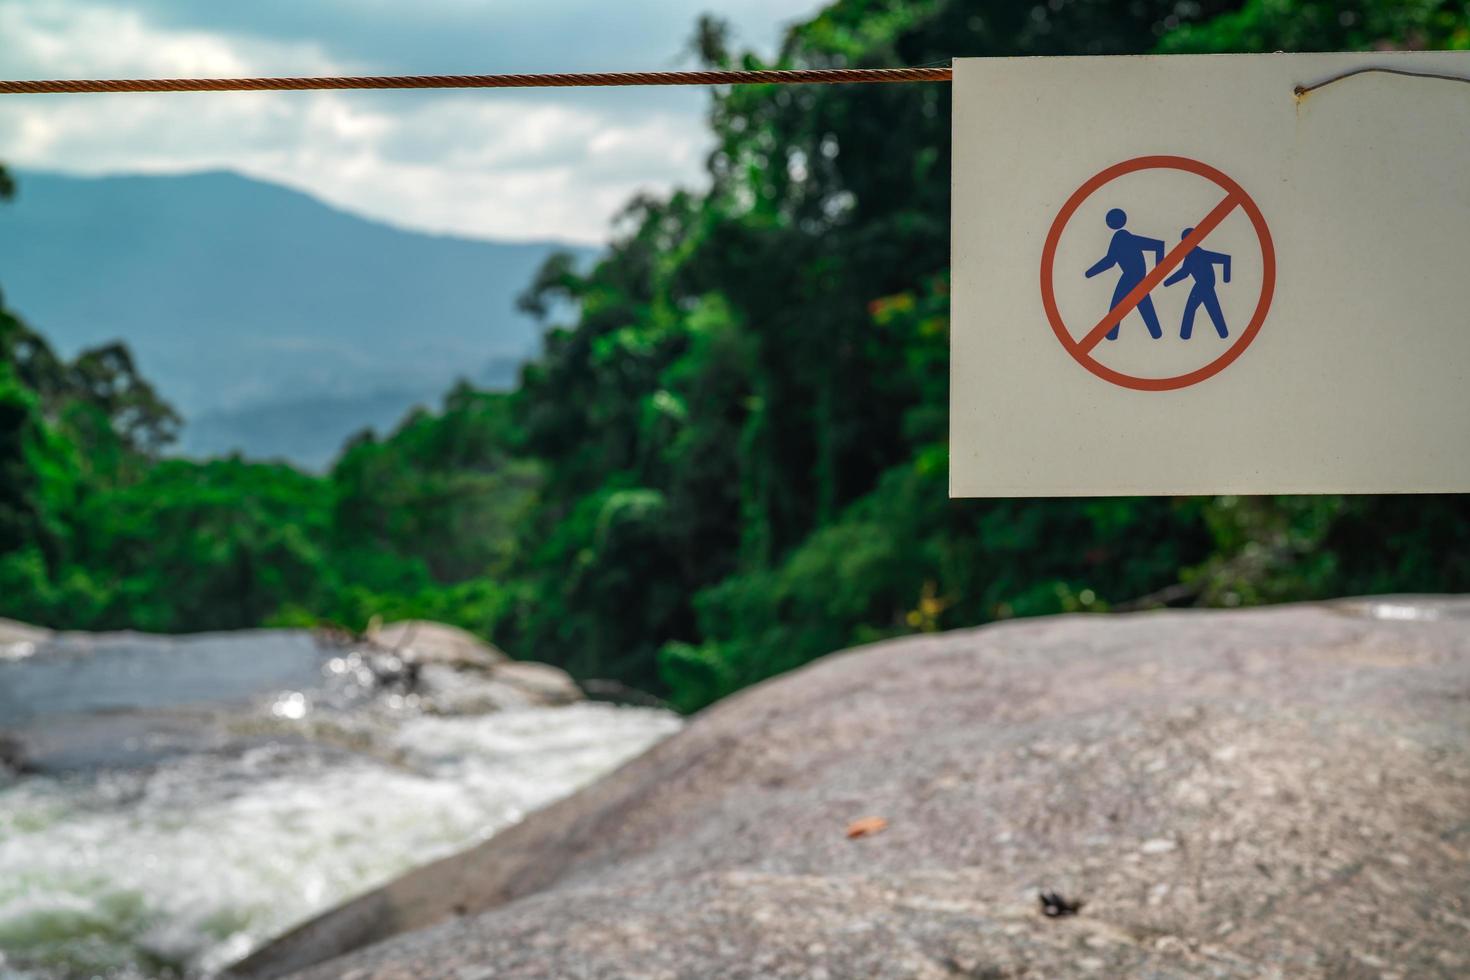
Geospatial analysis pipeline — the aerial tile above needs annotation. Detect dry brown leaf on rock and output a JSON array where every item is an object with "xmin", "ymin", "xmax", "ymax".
[{"xmin": 845, "ymin": 816, "xmax": 888, "ymax": 839}]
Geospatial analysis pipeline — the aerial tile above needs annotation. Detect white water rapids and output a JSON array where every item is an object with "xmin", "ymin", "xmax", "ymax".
[{"xmin": 0, "ymin": 632, "xmax": 680, "ymax": 979}]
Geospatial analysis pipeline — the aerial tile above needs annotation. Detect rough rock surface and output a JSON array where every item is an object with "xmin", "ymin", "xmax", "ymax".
[
  {"xmin": 368, "ymin": 620, "xmax": 509, "ymax": 669},
  {"xmin": 0, "ymin": 617, "xmax": 51, "ymax": 656},
  {"xmin": 236, "ymin": 598, "xmax": 1470, "ymax": 980},
  {"xmin": 415, "ymin": 662, "xmax": 582, "ymax": 714},
  {"xmin": 487, "ymin": 661, "xmax": 584, "ymax": 706},
  {"xmin": 364, "ymin": 620, "xmax": 582, "ymax": 711}
]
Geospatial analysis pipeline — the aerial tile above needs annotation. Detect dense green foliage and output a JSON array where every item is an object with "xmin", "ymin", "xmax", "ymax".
[{"xmin": 3, "ymin": 0, "xmax": 1469, "ymax": 711}]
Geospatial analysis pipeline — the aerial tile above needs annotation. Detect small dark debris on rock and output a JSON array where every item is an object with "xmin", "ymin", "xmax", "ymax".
[{"xmin": 1038, "ymin": 890, "xmax": 1084, "ymax": 917}]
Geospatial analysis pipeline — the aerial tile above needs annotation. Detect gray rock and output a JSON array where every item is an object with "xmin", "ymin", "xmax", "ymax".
[
  {"xmin": 488, "ymin": 661, "xmax": 583, "ymax": 706},
  {"xmin": 367, "ymin": 620, "xmax": 508, "ymax": 669},
  {"xmin": 414, "ymin": 663, "xmax": 579, "ymax": 714},
  {"xmin": 0, "ymin": 732, "xmax": 30, "ymax": 773},
  {"xmin": 235, "ymin": 598, "xmax": 1470, "ymax": 980},
  {"xmin": 0, "ymin": 617, "xmax": 50, "ymax": 659},
  {"xmin": 366, "ymin": 624, "xmax": 582, "ymax": 713},
  {"xmin": 412, "ymin": 663, "xmax": 530, "ymax": 714}
]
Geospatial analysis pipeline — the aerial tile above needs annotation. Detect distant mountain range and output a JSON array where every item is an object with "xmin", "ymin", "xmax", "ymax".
[{"xmin": 0, "ymin": 170, "xmax": 596, "ymax": 468}]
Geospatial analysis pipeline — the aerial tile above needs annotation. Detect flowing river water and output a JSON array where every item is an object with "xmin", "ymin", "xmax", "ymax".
[{"xmin": 0, "ymin": 630, "xmax": 680, "ymax": 979}]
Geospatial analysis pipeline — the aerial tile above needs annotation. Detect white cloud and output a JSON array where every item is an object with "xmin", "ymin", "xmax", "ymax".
[
  {"xmin": 0, "ymin": 0, "xmax": 732, "ymax": 242},
  {"xmin": 0, "ymin": 0, "xmax": 343, "ymax": 78}
]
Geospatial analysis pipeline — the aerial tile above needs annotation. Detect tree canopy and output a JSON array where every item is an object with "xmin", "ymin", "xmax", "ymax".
[{"xmin": 2, "ymin": 0, "xmax": 1468, "ymax": 710}]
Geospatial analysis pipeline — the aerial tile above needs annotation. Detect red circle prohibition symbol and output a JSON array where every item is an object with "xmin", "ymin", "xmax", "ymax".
[{"xmin": 1039, "ymin": 155, "xmax": 1276, "ymax": 392}]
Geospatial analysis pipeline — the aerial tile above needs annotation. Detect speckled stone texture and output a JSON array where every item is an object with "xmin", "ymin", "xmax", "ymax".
[{"xmin": 236, "ymin": 598, "xmax": 1470, "ymax": 980}]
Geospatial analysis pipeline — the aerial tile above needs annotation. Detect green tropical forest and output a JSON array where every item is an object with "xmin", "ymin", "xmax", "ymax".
[{"xmin": 3, "ymin": 0, "xmax": 1468, "ymax": 712}]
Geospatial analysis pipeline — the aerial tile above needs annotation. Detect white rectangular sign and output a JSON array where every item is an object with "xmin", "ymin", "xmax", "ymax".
[{"xmin": 951, "ymin": 52, "xmax": 1470, "ymax": 497}]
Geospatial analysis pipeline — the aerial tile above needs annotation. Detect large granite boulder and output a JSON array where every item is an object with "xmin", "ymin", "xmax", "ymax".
[{"xmin": 235, "ymin": 598, "xmax": 1470, "ymax": 980}]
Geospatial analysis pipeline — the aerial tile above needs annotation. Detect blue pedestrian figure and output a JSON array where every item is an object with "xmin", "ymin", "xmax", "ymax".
[
  {"xmin": 1163, "ymin": 228, "xmax": 1231, "ymax": 339},
  {"xmin": 1084, "ymin": 207, "xmax": 1165, "ymax": 340}
]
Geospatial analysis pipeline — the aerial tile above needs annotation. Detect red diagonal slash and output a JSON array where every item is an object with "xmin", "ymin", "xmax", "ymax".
[{"xmin": 1074, "ymin": 192, "xmax": 1244, "ymax": 355}]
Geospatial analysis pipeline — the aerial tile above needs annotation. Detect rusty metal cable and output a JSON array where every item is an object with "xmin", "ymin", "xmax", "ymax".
[
  {"xmin": 21, "ymin": 64, "xmax": 1465, "ymax": 99},
  {"xmin": 1294, "ymin": 65, "xmax": 1470, "ymax": 98},
  {"xmin": 0, "ymin": 66, "xmax": 953, "ymax": 96}
]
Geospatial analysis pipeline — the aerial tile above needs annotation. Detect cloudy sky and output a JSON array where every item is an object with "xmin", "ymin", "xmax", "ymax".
[{"xmin": 0, "ymin": 0, "xmax": 826, "ymax": 243}]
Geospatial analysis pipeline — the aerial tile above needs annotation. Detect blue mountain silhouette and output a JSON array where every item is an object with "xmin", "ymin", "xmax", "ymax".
[{"xmin": 0, "ymin": 170, "xmax": 595, "ymax": 467}]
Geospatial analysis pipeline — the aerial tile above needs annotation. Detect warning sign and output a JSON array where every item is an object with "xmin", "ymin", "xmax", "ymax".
[
  {"xmin": 951, "ymin": 51, "xmax": 1470, "ymax": 497},
  {"xmin": 1040, "ymin": 155, "xmax": 1275, "ymax": 391}
]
